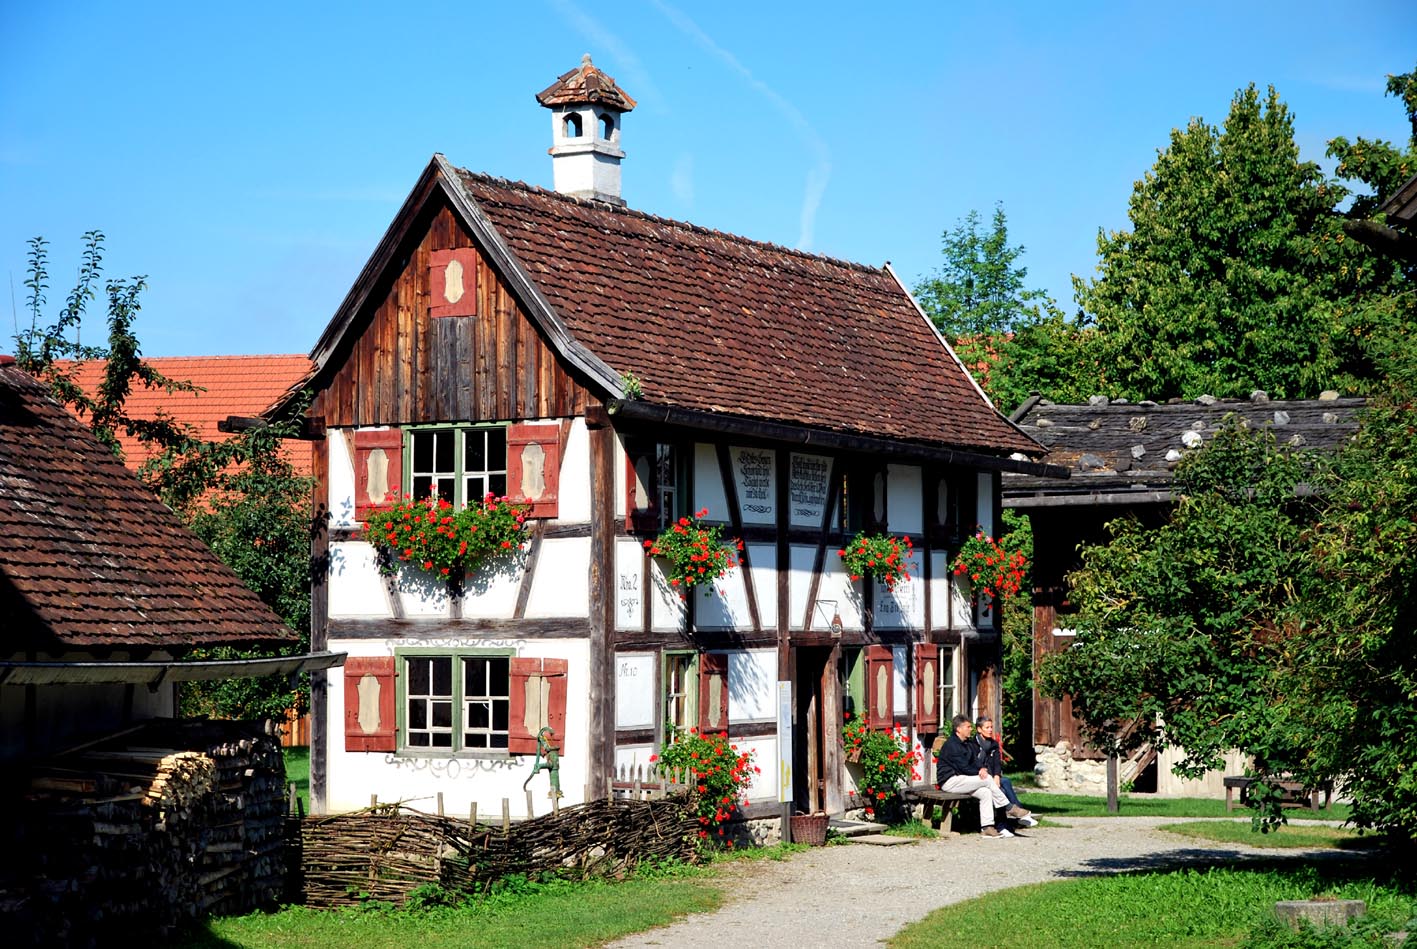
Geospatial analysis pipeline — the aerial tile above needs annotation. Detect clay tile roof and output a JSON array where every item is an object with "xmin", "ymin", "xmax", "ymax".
[
  {"xmin": 1002, "ymin": 394, "xmax": 1366, "ymax": 503},
  {"xmin": 60, "ymin": 355, "xmax": 314, "ymax": 475},
  {"xmin": 535, "ymin": 54, "xmax": 637, "ymax": 111},
  {"xmin": 0, "ymin": 360, "xmax": 295, "ymax": 650},
  {"xmin": 451, "ymin": 168, "xmax": 1039, "ymax": 458}
]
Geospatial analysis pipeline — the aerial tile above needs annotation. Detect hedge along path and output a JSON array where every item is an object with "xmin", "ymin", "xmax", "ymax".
[{"xmin": 604, "ymin": 815, "xmax": 1375, "ymax": 949}]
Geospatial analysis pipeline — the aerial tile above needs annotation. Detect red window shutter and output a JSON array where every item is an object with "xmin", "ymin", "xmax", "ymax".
[
  {"xmin": 698, "ymin": 652, "xmax": 730, "ymax": 734},
  {"xmin": 508, "ymin": 657, "xmax": 569, "ymax": 755},
  {"xmin": 429, "ymin": 247, "xmax": 478, "ymax": 318},
  {"xmin": 915, "ymin": 643, "xmax": 939, "ymax": 731},
  {"xmin": 507, "ymin": 422, "xmax": 561, "ymax": 519},
  {"xmin": 865, "ymin": 645, "xmax": 894, "ymax": 730},
  {"xmin": 354, "ymin": 429, "xmax": 403, "ymax": 521},
  {"xmin": 625, "ymin": 449, "xmax": 660, "ymax": 532},
  {"xmin": 344, "ymin": 657, "xmax": 397, "ymax": 752}
]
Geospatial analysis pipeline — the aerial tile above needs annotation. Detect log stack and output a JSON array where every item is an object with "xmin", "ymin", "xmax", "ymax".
[{"xmin": 1, "ymin": 719, "xmax": 290, "ymax": 946}]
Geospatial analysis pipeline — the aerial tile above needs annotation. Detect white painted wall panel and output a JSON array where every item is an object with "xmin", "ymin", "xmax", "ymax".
[
  {"xmin": 692, "ymin": 443, "xmax": 728, "ymax": 522},
  {"xmin": 886, "ymin": 464, "xmax": 923, "ymax": 535},
  {"xmin": 737, "ymin": 736, "xmax": 777, "ymax": 802},
  {"xmin": 929, "ymin": 551, "xmax": 953, "ymax": 629},
  {"xmin": 872, "ymin": 549, "xmax": 924, "ymax": 629},
  {"xmin": 792, "ymin": 546, "xmax": 864, "ymax": 631},
  {"xmin": 976, "ymin": 473, "xmax": 995, "ymax": 537},
  {"xmin": 614, "ymin": 538, "xmax": 646, "ymax": 630},
  {"xmin": 614, "ymin": 653, "xmax": 655, "ymax": 729},
  {"xmin": 892, "ymin": 645, "xmax": 908, "ymax": 713},
  {"xmin": 727, "ymin": 649, "xmax": 776, "ymax": 723},
  {"xmin": 458, "ymin": 559, "xmax": 522, "ymax": 619},
  {"xmin": 523, "ymin": 537, "xmax": 590, "ymax": 618},
  {"xmin": 328, "ymin": 542, "xmax": 391, "ymax": 617},
  {"xmin": 395, "ymin": 565, "xmax": 452, "ymax": 617},
  {"xmin": 694, "ymin": 564, "xmax": 751, "ymax": 630},
  {"xmin": 558, "ymin": 418, "xmax": 592, "ymax": 523},
  {"xmin": 328, "ymin": 428, "xmax": 357, "ymax": 528},
  {"xmin": 747, "ymin": 544, "xmax": 777, "ymax": 630},
  {"xmin": 649, "ymin": 557, "xmax": 687, "ymax": 631}
]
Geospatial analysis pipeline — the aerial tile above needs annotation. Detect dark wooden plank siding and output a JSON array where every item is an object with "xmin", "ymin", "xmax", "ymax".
[{"xmin": 316, "ymin": 204, "xmax": 590, "ymax": 428}]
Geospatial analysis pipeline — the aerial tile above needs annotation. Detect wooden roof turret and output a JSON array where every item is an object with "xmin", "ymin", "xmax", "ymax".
[{"xmin": 535, "ymin": 54, "xmax": 637, "ymax": 112}]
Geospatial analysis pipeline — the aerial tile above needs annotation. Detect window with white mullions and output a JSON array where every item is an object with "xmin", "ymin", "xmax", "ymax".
[
  {"xmin": 463, "ymin": 428, "xmax": 508, "ymax": 502},
  {"xmin": 411, "ymin": 429, "xmax": 458, "ymax": 504},
  {"xmin": 664, "ymin": 652, "xmax": 696, "ymax": 734},
  {"xmin": 408, "ymin": 425, "xmax": 507, "ymax": 507},
  {"xmin": 462, "ymin": 655, "xmax": 510, "ymax": 749},
  {"xmin": 654, "ymin": 443, "xmax": 677, "ymax": 530},
  {"xmin": 405, "ymin": 655, "xmax": 455, "ymax": 749}
]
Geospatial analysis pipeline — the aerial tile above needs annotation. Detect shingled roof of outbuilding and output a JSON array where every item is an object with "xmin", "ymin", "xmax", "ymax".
[
  {"xmin": 446, "ymin": 165, "xmax": 1042, "ymax": 458},
  {"xmin": 0, "ymin": 360, "xmax": 295, "ymax": 651},
  {"xmin": 1001, "ymin": 393, "xmax": 1365, "ymax": 505}
]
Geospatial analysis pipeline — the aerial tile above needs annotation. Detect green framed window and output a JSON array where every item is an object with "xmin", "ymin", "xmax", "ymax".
[
  {"xmin": 408, "ymin": 424, "xmax": 507, "ymax": 506},
  {"xmin": 663, "ymin": 651, "xmax": 698, "ymax": 736},
  {"xmin": 397, "ymin": 648, "xmax": 513, "ymax": 753},
  {"xmin": 938, "ymin": 645, "xmax": 958, "ymax": 730}
]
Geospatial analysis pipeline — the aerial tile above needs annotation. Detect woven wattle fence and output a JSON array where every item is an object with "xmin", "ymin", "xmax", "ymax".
[{"xmin": 299, "ymin": 794, "xmax": 698, "ymax": 908}]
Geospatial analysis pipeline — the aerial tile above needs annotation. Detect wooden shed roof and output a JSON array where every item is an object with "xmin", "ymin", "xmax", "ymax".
[
  {"xmin": 535, "ymin": 55, "xmax": 637, "ymax": 111},
  {"xmin": 302, "ymin": 155, "xmax": 1045, "ymax": 466},
  {"xmin": 0, "ymin": 359, "xmax": 295, "ymax": 651},
  {"xmin": 1002, "ymin": 393, "xmax": 1366, "ymax": 507}
]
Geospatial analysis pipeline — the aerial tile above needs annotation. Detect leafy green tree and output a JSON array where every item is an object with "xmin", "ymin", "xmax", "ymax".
[
  {"xmin": 916, "ymin": 205, "xmax": 1097, "ymax": 409},
  {"xmin": 1075, "ymin": 84, "xmax": 1406, "ymax": 401},
  {"xmin": 17, "ymin": 232, "xmax": 195, "ymax": 457},
  {"xmin": 1036, "ymin": 422, "xmax": 1320, "ymax": 776}
]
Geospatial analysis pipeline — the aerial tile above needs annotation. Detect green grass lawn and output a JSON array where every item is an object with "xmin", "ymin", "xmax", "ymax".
[
  {"xmin": 890, "ymin": 864, "xmax": 1415, "ymax": 949},
  {"xmin": 282, "ymin": 746, "xmax": 309, "ymax": 814},
  {"xmin": 1161, "ymin": 820, "xmax": 1385, "ymax": 851},
  {"xmin": 1016, "ymin": 790, "xmax": 1351, "ymax": 823}
]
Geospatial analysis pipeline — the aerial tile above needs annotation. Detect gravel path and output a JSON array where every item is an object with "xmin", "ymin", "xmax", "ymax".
[{"xmin": 604, "ymin": 817, "xmax": 1355, "ymax": 948}]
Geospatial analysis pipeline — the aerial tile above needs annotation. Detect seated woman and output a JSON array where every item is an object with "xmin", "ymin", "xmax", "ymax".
[
  {"xmin": 971, "ymin": 716, "xmax": 1036, "ymax": 828},
  {"xmin": 936, "ymin": 714, "xmax": 1015, "ymax": 838}
]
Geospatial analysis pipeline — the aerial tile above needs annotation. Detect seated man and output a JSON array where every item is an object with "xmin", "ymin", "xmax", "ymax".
[
  {"xmin": 971, "ymin": 716, "xmax": 1035, "ymax": 828},
  {"xmin": 936, "ymin": 713, "xmax": 1015, "ymax": 838}
]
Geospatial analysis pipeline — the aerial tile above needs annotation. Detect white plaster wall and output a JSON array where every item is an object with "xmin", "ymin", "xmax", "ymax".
[
  {"xmin": 790, "ymin": 545, "xmax": 864, "ymax": 631},
  {"xmin": 727, "ymin": 649, "xmax": 776, "ymax": 723},
  {"xmin": 328, "ymin": 428, "xmax": 357, "ymax": 528},
  {"xmin": 613, "ymin": 433, "xmax": 627, "ymax": 520},
  {"xmin": 747, "ymin": 544, "xmax": 777, "ymax": 630},
  {"xmin": 872, "ymin": 550, "xmax": 924, "ymax": 629},
  {"xmin": 523, "ymin": 537, "xmax": 590, "ymax": 618},
  {"xmin": 886, "ymin": 464, "xmax": 923, "ymax": 535},
  {"xmin": 694, "ymin": 561, "xmax": 752, "ymax": 630},
  {"xmin": 692, "ymin": 443, "xmax": 728, "ymax": 521},
  {"xmin": 737, "ymin": 735, "xmax": 778, "ymax": 802},
  {"xmin": 975, "ymin": 473, "xmax": 995, "ymax": 538},
  {"xmin": 458, "ymin": 560, "xmax": 523, "ymax": 619},
  {"xmin": 328, "ymin": 541, "xmax": 390, "ymax": 617},
  {"xmin": 324, "ymin": 637, "xmax": 592, "ymax": 817},
  {"xmin": 928, "ymin": 551, "xmax": 953, "ymax": 629},
  {"xmin": 395, "ymin": 565, "xmax": 453, "ymax": 617},
  {"xmin": 557, "ymin": 418, "xmax": 592, "ymax": 523},
  {"xmin": 614, "ymin": 538, "xmax": 647, "ymax": 630},
  {"xmin": 952, "ymin": 572, "xmax": 977, "ymax": 632},
  {"xmin": 649, "ymin": 556, "xmax": 687, "ymax": 631},
  {"xmin": 614, "ymin": 652, "xmax": 655, "ymax": 730}
]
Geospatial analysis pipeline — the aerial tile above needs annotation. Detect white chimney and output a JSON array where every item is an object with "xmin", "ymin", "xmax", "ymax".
[{"xmin": 535, "ymin": 54, "xmax": 637, "ymax": 205}]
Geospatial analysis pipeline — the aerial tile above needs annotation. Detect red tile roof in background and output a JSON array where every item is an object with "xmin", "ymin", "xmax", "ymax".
[
  {"xmin": 0, "ymin": 360, "xmax": 294, "ymax": 649},
  {"xmin": 61, "ymin": 355, "xmax": 314, "ymax": 475}
]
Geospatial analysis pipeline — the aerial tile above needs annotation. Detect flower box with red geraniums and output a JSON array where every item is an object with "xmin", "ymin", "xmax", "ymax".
[
  {"xmin": 364, "ymin": 493, "xmax": 529, "ymax": 585},
  {"xmin": 838, "ymin": 532, "xmax": 914, "ymax": 590},
  {"xmin": 950, "ymin": 530, "xmax": 1028, "ymax": 609},
  {"xmin": 643, "ymin": 508, "xmax": 744, "ymax": 598},
  {"xmin": 651, "ymin": 727, "xmax": 758, "ymax": 848},
  {"xmin": 841, "ymin": 714, "xmax": 920, "ymax": 821}
]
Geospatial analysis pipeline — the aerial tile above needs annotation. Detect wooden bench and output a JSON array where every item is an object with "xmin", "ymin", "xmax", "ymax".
[
  {"xmin": 1223, "ymin": 775, "xmax": 1333, "ymax": 812},
  {"xmin": 901, "ymin": 785, "xmax": 976, "ymax": 832}
]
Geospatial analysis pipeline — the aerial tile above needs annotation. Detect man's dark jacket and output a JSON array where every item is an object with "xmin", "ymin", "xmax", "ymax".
[{"xmin": 935, "ymin": 733, "xmax": 980, "ymax": 787}]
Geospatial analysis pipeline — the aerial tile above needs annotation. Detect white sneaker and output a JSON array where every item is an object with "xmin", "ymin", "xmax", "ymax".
[
  {"xmin": 998, "ymin": 827, "xmax": 1016, "ymax": 837},
  {"xmin": 1018, "ymin": 816, "xmax": 1038, "ymax": 828}
]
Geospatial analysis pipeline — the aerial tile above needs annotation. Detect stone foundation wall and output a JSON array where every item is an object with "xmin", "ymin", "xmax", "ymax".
[{"xmin": 1033, "ymin": 741, "xmax": 1110, "ymax": 793}]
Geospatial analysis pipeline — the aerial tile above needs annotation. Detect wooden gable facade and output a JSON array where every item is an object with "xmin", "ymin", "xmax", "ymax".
[{"xmin": 296, "ymin": 152, "xmax": 1058, "ymax": 822}]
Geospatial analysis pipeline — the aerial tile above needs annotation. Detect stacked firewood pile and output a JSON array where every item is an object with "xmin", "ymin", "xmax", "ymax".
[
  {"xmin": 1, "ymin": 719, "xmax": 288, "ymax": 945},
  {"xmin": 300, "ymin": 795, "xmax": 698, "ymax": 908}
]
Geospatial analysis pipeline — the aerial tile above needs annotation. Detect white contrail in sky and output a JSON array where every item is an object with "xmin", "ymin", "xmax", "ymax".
[
  {"xmin": 547, "ymin": 0, "xmax": 666, "ymax": 112},
  {"xmin": 649, "ymin": 0, "xmax": 832, "ymax": 250}
]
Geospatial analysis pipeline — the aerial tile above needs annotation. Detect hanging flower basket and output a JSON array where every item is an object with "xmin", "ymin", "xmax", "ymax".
[
  {"xmin": 364, "ymin": 494, "xmax": 529, "ymax": 585},
  {"xmin": 643, "ymin": 508, "xmax": 743, "ymax": 598},
  {"xmin": 838, "ymin": 532, "xmax": 913, "ymax": 589},
  {"xmin": 950, "ymin": 530, "xmax": 1028, "ymax": 606}
]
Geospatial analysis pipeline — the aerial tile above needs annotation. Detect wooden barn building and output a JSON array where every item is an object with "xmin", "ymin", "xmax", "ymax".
[
  {"xmin": 283, "ymin": 57, "xmax": 1059, "ymax": 821},
  {"xmin": 1002, "ymin": 392, "xmax": 1365, "ymax": 795}
]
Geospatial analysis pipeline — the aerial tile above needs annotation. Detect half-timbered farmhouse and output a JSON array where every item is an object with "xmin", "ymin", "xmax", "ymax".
[
  {"xmin": 290, "ymin": 57, "xmax": 1057, "ymax": 820},
  {"xmin": 1002, "ymin": 392, "xmax": 1364, "ymax": 795}
]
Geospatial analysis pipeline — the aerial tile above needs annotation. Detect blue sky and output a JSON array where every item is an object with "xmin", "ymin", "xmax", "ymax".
[{"xmin": 2, "ymin": 2, "xmax": 1413, "ymax": 358}]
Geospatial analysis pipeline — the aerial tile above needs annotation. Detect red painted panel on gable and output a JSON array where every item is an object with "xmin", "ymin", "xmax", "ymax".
[{"xmin": 430, "ymin": 248, "xmax": 479, "ymax": 318}]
